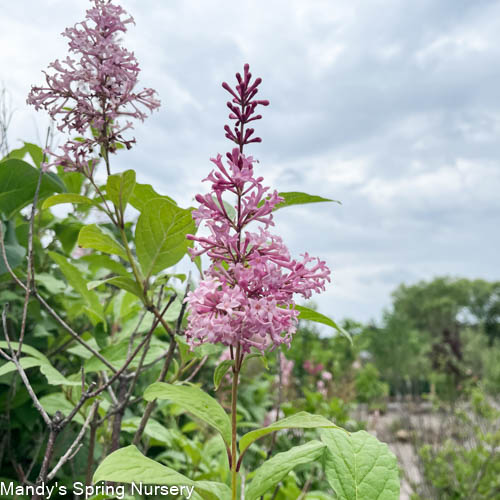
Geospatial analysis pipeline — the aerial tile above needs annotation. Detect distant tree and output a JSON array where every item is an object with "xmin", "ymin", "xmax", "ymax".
[{"xmin": 384, "ymin": 277, "xmax": 499, "ymax": 397}]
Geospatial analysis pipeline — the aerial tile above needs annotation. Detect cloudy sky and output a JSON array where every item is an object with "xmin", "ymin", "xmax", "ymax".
[{"xmin": 1, "ymin": 0, "xmax": 499, "ymax": 324}]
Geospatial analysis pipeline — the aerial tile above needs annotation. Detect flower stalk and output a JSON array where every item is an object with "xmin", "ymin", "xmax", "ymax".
[{"xmin": 230, "ymin": 343, "xmax": 242, "ymax": 500}]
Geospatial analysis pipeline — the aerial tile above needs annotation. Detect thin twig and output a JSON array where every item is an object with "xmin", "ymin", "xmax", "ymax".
[
  {"xmin": 47, "ymin": 402, "xmax": 98, "ymax": 480},
  {"xmin": 85, "ymin": 402, "xmax": 100, "ymax": 487},
  {"xmin": 297, "ymin": 476, "xmax": 313, "ymax": 500},
  {"xmin": 132, "ymin": 337, "xmax": 176, "ymax": 446},
  {"xmin": 184, "ymin": 355, "xmax": 208, "ymax": 383},
  {"xmin": 18, "ymin": 130, "xmax": 47, "ymax": 356},
  {"xmin": 102, "ymin": 371, "xmax": 119, "ymax": 406},
  {"xmin": 34, "ymin": 291, "xmax": 118, "ymax": 373},
  {"xmin": 265, "ymin": 352, "xmax": 283, "ymax": 459},
  {"xmin": 1, "ymin": 307, "xmax": 52, "ymax": 426},
  {"xmin": 26, "ymin": 432, "xmax": 47, "ymax": 481},
  {"xmin": 132, "ymin": 280, "xmax": 191, "ymax": 446}
]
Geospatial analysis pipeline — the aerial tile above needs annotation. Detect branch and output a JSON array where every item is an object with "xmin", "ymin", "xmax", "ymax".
[
  {"xmin": 183, "ymin": 355, "xmax": 208, "ymax": 383},
  {"xmin": 47, "ymin": 402, "xmax": 99, "ymax": 480},
  {"xmin": 18, "ymin": 129, "xmax": 48, "ymax": 357},
  {"xmin": 34, "ymin": 290, "xmax": 118, "ymax": 373},
  {"xmin": 132, "ymin": 337, "xmax": 176, "ymax": 446},
  {"xmin": 132, "ymin": 280, "xmax": 191, "ymax": 446},
  {"xmin": 1, "ymin": 306, "xmax": 52, "ymax": 426},
  {"xmin": 85, "ymin": 403, "xmax": 100, "ymax": 487}
]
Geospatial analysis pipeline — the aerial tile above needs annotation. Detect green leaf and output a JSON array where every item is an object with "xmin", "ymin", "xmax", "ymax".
[
  {"xmin": 8, "ymin": 142, "xmax": 44, "ymax": 167},
  {"xmin": 305, "ymin": 493, "xmax": 335, "ymax": 500},
  {"xmin": 129, "ymin": 182, "xmax": 177, "ymax": 212},
  {"xmin": 106, "ymin": 170, "xmax": 136, "ymax": 213},
  {"xmin": 245, "ymin": 441, "xmax": 326, "ymax": 500},
  {"xmin": 92, "ymin": 322, "xmax": 108, "ymax": 350},
  {"xmin": 241, "ymin": 352, "xmax": 268, "ymax": 371},
  {"xmin": 53, "ymin": 219, "xmax": 84, "ymax": 254},
  {"xmin": 0, "ymin": 342, "xmax": 80, "ymax": 386},
  {"xmin": 81, "ymin": 254, "xmax": 128, "ymax": 276},
  {"xmin": 0, "ymin": 220, "xmax": 26, "ymax": 275},
  {"xmin": 213, "ymin": 359, "xmax": 234, "ymax": 390},
  {"xmin": 321, "ymin": 429, "xmax": 400, "ymax": 500},
  {"xmin": 0, "ymin": 341, "xmax": 45, "ymax": 361},
  {"xmin": 87, "ymin": 276, "xmax": 143, "ymax": 298},
  {"xmin": 39, "ymin": 392, "xmax": 85, "ymax": 425},
  {"xmin": 48, "ymin": 251, "xmax": 104, "ymax": 324},
  {"xmin": 122, "ymin": 417, "xmax": 173, "ymax": 446},
  {"xmin": 84, "ymin": 337, "xmax": 169, "ymax": 373},
  {"xmin": 57, "ymin": 168, "xmax": 84, "ymax": 194},
  {"xmin": 42, "ymin": 193, "xmax": 95, "ymax": 210},
  {"xmin": 0, "ymin": 159, "xmax": 65, "ymax": 218},
  {"xmin": 295, "ymin": 305, "xmax": 352, "ymax": 343},
  {"xmin": 93, "ymin": 445, "xmax": 230, "ymax": 500},
  {"xmin": 135, "ymin": 199, "xmax": 196, "ymax": 278},
  {"xmin": 274, "ymin": 192, "xmax": 340, "ymax": 211},
  {"xmin": 194, "ymin": 255, "xmax": 203, "ymax": 277},
  {"xmin": 211, "ymin": 195, "xmax": 236, "ymax": 220},
  {"xmin": 34, "ymin": 273, "xmax": 67, "ymax": 294},
  {"xmin": 143, "ymin": 382, "xmax": 231, "ymax": 447},
  {"xmin": 77, "ymin": 224, "xmax": 129, "ymax": 261},
  {"xmin": 239, "ymin": 411, "xmax": 339, "ymax": 456}
]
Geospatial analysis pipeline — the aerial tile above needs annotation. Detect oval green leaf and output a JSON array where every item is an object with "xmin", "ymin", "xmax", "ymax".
[
  {"xmin": 129, "ymin": 182, "xmax": 177, "ymax": 212},
  {"xmin": 239, "ymin": 411, "xmax": 340, "ymax": 456},
  {"xmin": 48, "ymin": 251, "xmax": 104, "ymax": 324},
  {"xmin": 135, "ymin": 199, "xmax": 196, "ymax": 278},
  {"xmin": 295, "ymin": 305, "xmax": 352, "ymax": 343},
  {"xmin": 7, "ymin": 142, "xmax": 44, "ymax": 167},
  {"xmin": 93, "ymin": 445, "xmax": 230, "ymax": 500},
  {"xmin": 273, "ymin": 191, "xmax": 340, "ymax": 211},
  {"xmin": 213, "ymin": 359, "xmax": 234, "ymax": 390},
  {"xmin": 0, "ymin": 220, "xmax": 25, "ymax": 275},
  {"xmin": 0, "ymin": 341, "xmax": 80, "ymax": 386},
  {"xmin": 143, "ymin": 382, "xmax": 231, "ymax": 447},
  {"xmin": 106, "ymin": 170, "xmax": 136, "ymax": 213},
  {"xmin": 77, "ymin": 224, "xmax": 129, "ymax": 261},
  {"xmin": 87, "ymin": 276, "xmax": 143, "ymax": 298},
  {"xmin": 321, "ymin": 428, "xmax": 400, "ymax": 500},
  {"xmin": 0, "ymin": 159, "xmax": 65, "ymax": 219},
  {"xmin": 42, "ymin": 193, "xmax": 95, "ymax": 209},
  {"xmin": 245, "ymin": 441, "xmax": 326, "ymax": 500}
]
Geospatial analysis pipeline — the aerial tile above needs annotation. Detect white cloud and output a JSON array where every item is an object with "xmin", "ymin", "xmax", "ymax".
[{"xmin": 2, "ymin": 0, "xmax": 500, "ymax": 323}]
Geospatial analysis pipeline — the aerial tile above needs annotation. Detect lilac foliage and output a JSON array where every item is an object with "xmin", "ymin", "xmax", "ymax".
[
  {"xmin": 185, "ymin": 65, "xmax": 331, "ymax": 354},
  {"xmin": 27, "ymin": 0, "xmax": 159, "ymax": 172}
]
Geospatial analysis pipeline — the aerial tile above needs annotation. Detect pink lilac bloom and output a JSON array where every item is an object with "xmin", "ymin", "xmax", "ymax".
[
  {"xmin": 27, "ymin": 0, "xmax": 160, "ymax": 173},
  {"xmin": 321, "ymin": 370, "xmax": 333, "ymax": 382},
  {"xmin": 317, "ymin": 379, "xmax": 327, "ymax": 397},
  {"xmin": 303, "ymin": 360, "xmax": 324, "ymax": 376},
  {"xmin": 184, "ymin": 64, "xmax": 331, "ymax": 355}
]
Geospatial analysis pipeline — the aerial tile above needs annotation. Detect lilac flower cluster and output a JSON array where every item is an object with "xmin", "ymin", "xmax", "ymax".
[
  {"xmin": 27, "ymin": 0, "xmax": 160, "ymax": 172},
  {"xmin": 303, "ymin": 360, "xmax": 324, "ymax": 376},
  {"xmin": 184, "ymin": 66, "xmax": 331, "ymax": 354}
]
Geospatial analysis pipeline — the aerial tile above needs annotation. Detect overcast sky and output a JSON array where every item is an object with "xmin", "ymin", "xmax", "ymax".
[{"xmin": 1, "ymin": 0, "xmax": 499, "ymax": 325}]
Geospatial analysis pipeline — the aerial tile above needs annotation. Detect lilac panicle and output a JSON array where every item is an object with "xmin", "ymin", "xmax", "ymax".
[
  {"xmin": 27, "ymin": 0, "xmax": 160, "ymax": 172},
  {"xmin": 184, "ymin": 65, "xmax": 331, "ymax": 355}
]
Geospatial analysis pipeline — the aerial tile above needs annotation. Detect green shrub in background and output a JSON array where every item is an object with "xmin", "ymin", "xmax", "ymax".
[{"xmin": 412, "ymin": 388, "xmax": 500, "ymax": 500}]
